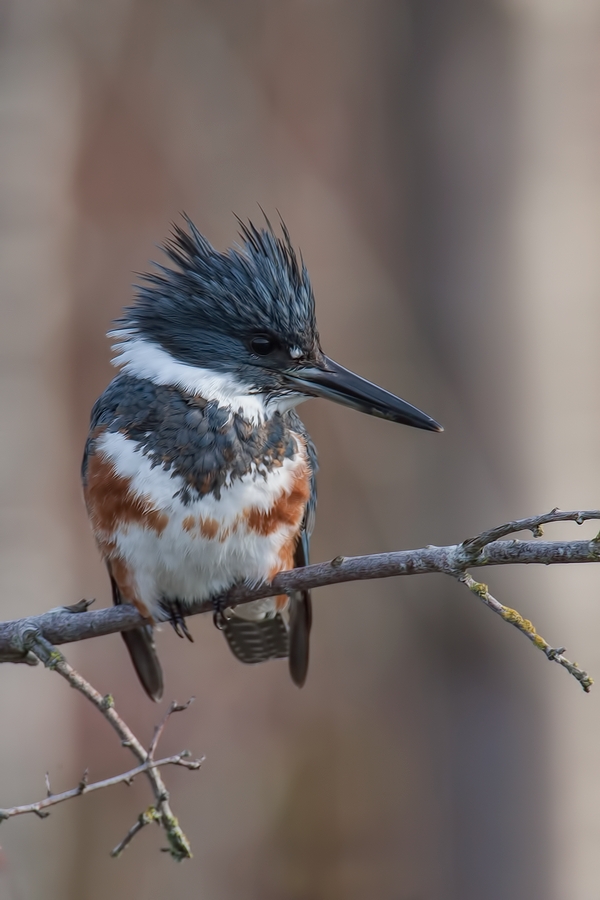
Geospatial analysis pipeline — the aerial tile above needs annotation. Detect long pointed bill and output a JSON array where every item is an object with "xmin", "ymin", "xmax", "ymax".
[{"xmin": 286, "ymin": 356, "xmax": 443, "ymax": 432}]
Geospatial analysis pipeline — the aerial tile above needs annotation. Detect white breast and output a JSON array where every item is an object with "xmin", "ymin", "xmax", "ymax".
[{"xmin": 95, "ymin": 429, "xmax": 305, "ymax": 620}]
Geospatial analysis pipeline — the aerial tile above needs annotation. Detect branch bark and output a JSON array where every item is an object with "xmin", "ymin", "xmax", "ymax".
[{"xmin": 1, "ymin": 509, "xmax": 599, "ymax": 689}]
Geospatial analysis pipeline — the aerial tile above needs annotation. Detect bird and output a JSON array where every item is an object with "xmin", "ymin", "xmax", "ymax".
[{"xmin": 82, "ymin": 215, "xmax": 442, "ymax": 701}]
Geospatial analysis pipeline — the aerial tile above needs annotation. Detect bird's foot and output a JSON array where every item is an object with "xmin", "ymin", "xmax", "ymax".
[
  {"xmin": 211, "ymin": 595, "xmax": 232, "ymax": 632},
  {"xmin": 160, "ymin": 598, "xmax": 194, "ymax": 642}
]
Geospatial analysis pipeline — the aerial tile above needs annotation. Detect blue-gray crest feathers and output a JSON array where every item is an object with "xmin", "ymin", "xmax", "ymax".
[{"xmin": 113, "ymin": 215, "xmax": 321, "ymax": 373}]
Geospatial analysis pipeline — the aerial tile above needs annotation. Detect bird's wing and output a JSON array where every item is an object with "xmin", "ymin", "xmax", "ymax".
[
  {"xmin": 82, "ymin": 378, "xmax": 164, "ymax": 702},
  {"xmin": 110, "ymin": 573, "xmax": 164, "ymax": 702},
  {"xmin": 287, "ymin": 412, "xmax": 318, "ymax": 686}
]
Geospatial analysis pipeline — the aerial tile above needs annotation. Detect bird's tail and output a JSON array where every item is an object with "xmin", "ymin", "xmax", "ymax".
[
  {"xmin": 110, "ymin": 575, "xmax": 164, "ymax": 702},
  {"xmin": 220, "ymin": 590, "xmax": 311, "ymax": 688},
  {"xmin": 289, "ymin": 591, "xmax": 311, "ymax": 687},
  {"xmin": 287, "ymin": 528, "xmax": 312, "ymax": 687},
  {"xmin": 220, "ymin": 613, "xmax": 290, "ymax": 666}
]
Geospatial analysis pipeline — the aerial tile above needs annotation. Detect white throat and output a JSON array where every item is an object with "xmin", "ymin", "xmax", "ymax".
[{"xmin": 110, "ymin": 334, "xmax": 305, "ymax": 425}]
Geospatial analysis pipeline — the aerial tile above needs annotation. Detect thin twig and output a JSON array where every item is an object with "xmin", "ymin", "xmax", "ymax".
[
  {"xmin": 458, "ymin": 573, "xmax": 593, "ymax": 691},
  {"xmin": 110, "ymin": 808, "xmax": 159, "ymax": 858},
  {"xmin": 5, "ymin": 635, "xmax": 199, "ymax": 860},
  {"xmin": 149, "ymin": 699, "xmax": 195, "ymax": 759},
  {"xmin": 0, "ymin": 754, "xmax": 201, "ymax": 823}
]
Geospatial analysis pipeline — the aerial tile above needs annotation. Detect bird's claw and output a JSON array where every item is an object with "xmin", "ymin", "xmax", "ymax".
[
  {"xmin": 160, "ymin": 599, "xmax": 194, "ymax": 642},
  {"xmin": 211, "ymin": 595, "xmax": 231, "ymax": 631}
]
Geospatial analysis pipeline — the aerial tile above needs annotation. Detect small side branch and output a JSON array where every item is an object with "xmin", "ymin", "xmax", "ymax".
[
  {"xmin": 0, "ymin": 753, "xmax": 201, "ymax": 823},
  {"xmin": 460, "ymin": 508, "xmax": 600, "ymax": 558},
  {"xmin": 110, "ymin": 808, "xmax": 160, "ymax": 858},
  {"xmin": 458, "ymin": 574, "xmax": 593, "ymax": 692}
]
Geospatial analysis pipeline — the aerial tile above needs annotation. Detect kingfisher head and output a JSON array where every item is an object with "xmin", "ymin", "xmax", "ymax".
[{"xmin": 110, "ymin": 215, "xmax": 442, "ymax": 432}]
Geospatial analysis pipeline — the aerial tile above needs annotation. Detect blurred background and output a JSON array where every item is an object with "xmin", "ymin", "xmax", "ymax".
[{"xmin": 1, "ymin": 0, "xmax": 600, "ymax": 897}]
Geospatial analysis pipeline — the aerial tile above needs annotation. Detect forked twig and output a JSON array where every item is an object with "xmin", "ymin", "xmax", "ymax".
[
  {"xmin": 149, "ymin": 699, "xmax": 195, "ymax": 759},
  {"xmin": 0, "ymin": 635, "xmax": 202, "ymax": 859}
]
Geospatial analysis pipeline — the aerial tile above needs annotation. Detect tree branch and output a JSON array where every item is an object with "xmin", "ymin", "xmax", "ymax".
[
  {"xmin": 0, "ymin": 753, "xmax": 200, "ymax": 823},
  {"xmin": 1, "ymin": 509, "xmax": 599, "ymax": 690},
  {"xmin": 0, "ymin": 635, "xmax": 202, "ymax": 860},
  {"xmin": 1, "ymin": 509, "xmax": 598, "ymax": 859}
]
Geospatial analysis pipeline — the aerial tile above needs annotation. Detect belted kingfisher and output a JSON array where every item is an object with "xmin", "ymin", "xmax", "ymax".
[{"xmin": 82, "ymin": 216, "xmax": 442, "ymax": 701}]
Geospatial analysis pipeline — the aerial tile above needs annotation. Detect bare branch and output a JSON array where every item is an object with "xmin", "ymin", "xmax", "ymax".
[
  {"xmin": 0, "ymin": 753, "xmax": 201, "ymax": 823},
  {"xmin": 0, "ymin": 634, "xmax": 201, "ymax": 860},
  {"xmin": 0, "ymin": 510, "xmax": 599, "ymax": 691}
]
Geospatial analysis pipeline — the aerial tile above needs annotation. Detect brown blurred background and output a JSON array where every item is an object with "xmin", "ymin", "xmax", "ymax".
[{"xmin": 1, "ymin": 1, "xmax": 600, "ymax": 898}]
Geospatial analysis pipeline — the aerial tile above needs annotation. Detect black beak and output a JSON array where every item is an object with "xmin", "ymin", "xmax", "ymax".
[{"xmin": 286, "ymin": 356, "xmax": 443, "ymax": 432}]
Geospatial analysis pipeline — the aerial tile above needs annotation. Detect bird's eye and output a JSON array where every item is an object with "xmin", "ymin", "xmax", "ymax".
[{"xmin": 250, "ymin": 335, "xmax": 276, "ymax": 356}]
